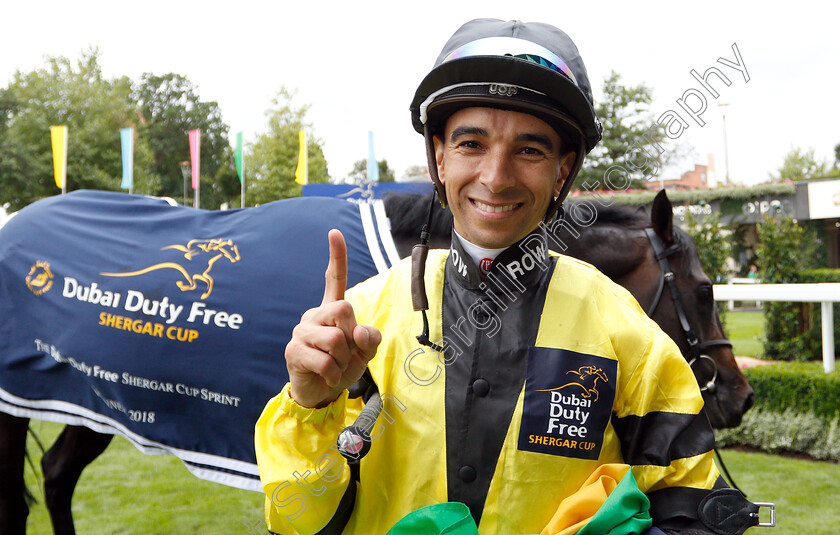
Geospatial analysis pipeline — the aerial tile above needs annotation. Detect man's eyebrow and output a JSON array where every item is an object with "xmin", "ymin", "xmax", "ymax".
[
  {"xmin": 448, "ymin": 127, "xmax": 557, "ymax": 153},
  {"xmin": 449, "ymin": 126, "xmax": 488, "ymax": 142},
  {"xmin": 517, "ymin": 133, "xmax": 556, "ymax": 153}
]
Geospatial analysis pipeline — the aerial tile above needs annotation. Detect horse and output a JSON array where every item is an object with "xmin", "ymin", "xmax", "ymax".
[{"xmin": 0, "ymin": 188, "xmax": 752, "ymax": 534}]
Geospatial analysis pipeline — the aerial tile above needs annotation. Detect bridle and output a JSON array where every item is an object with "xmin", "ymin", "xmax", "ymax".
[{"xmin": 643, "ymin": 228, "xmax": 732, "ymax": 395}]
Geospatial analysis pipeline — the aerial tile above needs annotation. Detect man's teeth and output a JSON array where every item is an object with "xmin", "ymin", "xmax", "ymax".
[{"xmin": 475, "ymin": 201, "xmax": 516, "ymax": 213}]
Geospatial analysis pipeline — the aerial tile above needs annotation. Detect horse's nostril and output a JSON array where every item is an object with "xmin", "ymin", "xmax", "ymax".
[{"xmin": 743, "ymin": 391, "xmax": 755, "ymax": 413}]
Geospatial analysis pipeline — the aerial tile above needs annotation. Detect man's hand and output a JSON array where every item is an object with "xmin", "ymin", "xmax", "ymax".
[{"xmin": 285, "ymin": 229, "xmax": 382, "ymax": 408}]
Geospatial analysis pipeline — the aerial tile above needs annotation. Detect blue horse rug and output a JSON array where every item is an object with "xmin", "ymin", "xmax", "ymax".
[{"xmin": 0, "ymin": 190, "xmax": 400, "ymax": 490}]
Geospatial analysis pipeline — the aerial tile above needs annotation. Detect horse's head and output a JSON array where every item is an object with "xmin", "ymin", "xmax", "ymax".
[{"xmin": 640, "ymin": 190, "xmax": 754, "ymax": 428}]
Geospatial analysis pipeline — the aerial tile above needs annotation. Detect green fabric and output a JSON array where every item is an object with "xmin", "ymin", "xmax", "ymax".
[
  {"xmin": 387, "ymin": 502, "xmax": 479, "ymax": 535},
  {"xmin": 575, "ymin": 470, "xmax": 652, "ymax": 535}
]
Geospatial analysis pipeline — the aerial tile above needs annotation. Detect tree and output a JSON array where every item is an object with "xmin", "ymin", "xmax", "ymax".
[
  {"xmin": 682, "ymin": 209, "xmax": 732, "ymax": 324},
  {"xmin": 683, "ymin": 210, "xmax": 731, "ymax": 284},
  {"xmin": 769, "ymin": 146, "xmax": 839, "ymax": 182},
  {"xmin": 402, "ymin": 164, "xmax": 429, "ymax": 182},
  {"xmin": 573, "ymin": 71, "xmax": 682, "ymax": 192},
  {"xmin": 132, "ymin": 73, "xmax": 233, "ymax": 206},
  {"xmin": 0, "ymin": 49, "xmax": 158, "ymax": 210},
  {"xmin": 346, "ymin": 158, "xmax": 396, "ymax": 184},
  {"xmin": 246, "ymin": 87, "xmax": 329, "ymax": 205},
  {"xmin": 756, "ymin": 213, "xmax": 807, "ymax": 360}
]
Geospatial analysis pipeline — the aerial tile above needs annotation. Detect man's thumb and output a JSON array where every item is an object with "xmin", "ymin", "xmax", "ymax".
[{"xmin": 354, "ymin": 325, "xmax": 381, "ymax": 359}]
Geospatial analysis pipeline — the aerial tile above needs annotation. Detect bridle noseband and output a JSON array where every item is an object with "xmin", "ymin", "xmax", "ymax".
[{"xmin": 643, "ymin": 228, "xmax": 732, "ymax": 394}]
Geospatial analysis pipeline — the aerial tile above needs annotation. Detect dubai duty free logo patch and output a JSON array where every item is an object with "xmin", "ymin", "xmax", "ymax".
[{"xmin": 518, "ymin": 347, "xmax": 617, "ymax": 460}]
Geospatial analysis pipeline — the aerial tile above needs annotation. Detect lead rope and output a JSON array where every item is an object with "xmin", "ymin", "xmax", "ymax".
[{"xmin": 715, "ymin": 446, "xmax": 745, "ymax": 495}]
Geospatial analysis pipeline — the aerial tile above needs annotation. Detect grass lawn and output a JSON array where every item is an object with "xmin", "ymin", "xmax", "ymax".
[
  {"xmin": 20, "ymin": 421, "xmax": 840, "ymax": 534},
  {"xmin": 723, "ymin": 309, "xmax": 765, "ymax": 357},
  {"xmin": 23, "ymin": 420, "xmax": 265, "ymax": 535},
  {"xmin": 719, "ymin": 448, "xmax": 840, "ymax": 534}
]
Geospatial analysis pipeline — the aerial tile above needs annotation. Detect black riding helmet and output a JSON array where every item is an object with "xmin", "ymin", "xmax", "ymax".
[{"xmin": 410, "ymin": 18, "xmax": 603, "ymax": 221}]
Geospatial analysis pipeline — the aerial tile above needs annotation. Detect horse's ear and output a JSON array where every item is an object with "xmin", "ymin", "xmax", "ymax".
[{"xmin": 650, "ymin": 189, "xmax": 674, "ymax": 245}]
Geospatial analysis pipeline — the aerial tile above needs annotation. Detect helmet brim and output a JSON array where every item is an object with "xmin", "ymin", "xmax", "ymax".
[{"xmin": 411, "ymin": 56, "xmax": 601, "ymax": 153}]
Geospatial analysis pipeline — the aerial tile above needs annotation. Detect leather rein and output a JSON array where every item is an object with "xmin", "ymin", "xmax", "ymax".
[{"xmin": 643, "ymin": 228, "xmax": 732, "ymax": 395}]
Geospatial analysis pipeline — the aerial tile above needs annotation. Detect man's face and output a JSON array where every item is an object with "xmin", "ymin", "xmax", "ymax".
[{"xmin": 433, "ymin": 107, "xmax": 575, "ymax": 249}]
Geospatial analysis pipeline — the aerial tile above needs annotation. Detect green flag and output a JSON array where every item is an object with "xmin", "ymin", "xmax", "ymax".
[
  {"xmin": 387, "ymin": 503, "xmax": 477, "ymax": 535},
  {"xmin": 574, "ymin": 470, "xmax": 651, "ymax": 535},
  {"xmin": 234, "ymin": 132, "xmax": 244, "ymax": 184}
]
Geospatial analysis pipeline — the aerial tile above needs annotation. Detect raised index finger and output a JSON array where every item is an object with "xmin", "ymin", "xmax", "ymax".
[{"xmin": 322, "ymin": 229, "xmax": 348, "ymax": 305}]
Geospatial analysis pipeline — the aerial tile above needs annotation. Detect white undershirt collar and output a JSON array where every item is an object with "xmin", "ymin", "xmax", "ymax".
[{"xmin": 453, "ymin": 230, "xmax": 507, "ymax": 273}]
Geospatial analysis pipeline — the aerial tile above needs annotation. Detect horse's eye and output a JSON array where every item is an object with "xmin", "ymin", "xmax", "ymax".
[{"xmin": 696, "ymin": 284, "xmax": 714, "ymax": 303}]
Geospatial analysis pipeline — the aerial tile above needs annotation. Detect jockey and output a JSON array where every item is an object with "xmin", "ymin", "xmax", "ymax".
[{"xmin": 255, "ymin": 19, "xmax": 762, "ymax": 535}]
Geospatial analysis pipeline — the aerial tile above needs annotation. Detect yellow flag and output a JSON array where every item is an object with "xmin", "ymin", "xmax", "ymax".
[
  {"xmin": 294, "ymin": 130, "xmax": 307, "ymax": 185},
  {"xmin": 50, "ymin": 126, "xmax": 68, "ymax": 190}
]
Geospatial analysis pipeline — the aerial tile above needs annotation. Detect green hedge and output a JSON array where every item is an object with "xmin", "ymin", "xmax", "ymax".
[
  {"xmin": 800, "ymin": 268, "xmax": 840, "ymax": 282},
  {"xmin": 716, "ymin": 362, "xmax": 840, "ymax": 460},
  {"xmin": 606, "ymin": 182, "xmax": 796, "ymax": 207},
  {"xmin": 743, "ymin": 362, "xmax": 840, "ymax": 419}
]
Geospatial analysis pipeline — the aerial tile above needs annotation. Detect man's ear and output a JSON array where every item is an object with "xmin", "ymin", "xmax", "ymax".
[
  {"xmin": 432, "ymin": 135, "xmax": 446, "ymax": 185},
  {"xmin": 554, "ymin": 151, "xmax": 577, "ymax": 197}
]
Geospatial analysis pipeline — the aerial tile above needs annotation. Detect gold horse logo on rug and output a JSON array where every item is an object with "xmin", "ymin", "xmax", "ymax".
[
  {"xmin": 536, "ymin": 365, "xmax": 609, "ymax": 401},
  {"xmin": 101, "ymin": 239, "xmax": 240, "ymax": 299}
]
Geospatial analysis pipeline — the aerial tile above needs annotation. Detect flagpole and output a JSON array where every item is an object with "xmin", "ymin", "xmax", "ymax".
[
  {"xmin": 195, "ymin": 166, "xmax": 200, "ymax": 209},
  {"xmin": 241, "ymin": 152, "xmax": 245, "ymax": 207}
]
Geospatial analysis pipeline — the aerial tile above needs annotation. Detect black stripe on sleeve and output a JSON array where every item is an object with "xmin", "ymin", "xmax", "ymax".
[{"xmin": 610, "ymin": 409, "xmax": 715, "ymax": 466}]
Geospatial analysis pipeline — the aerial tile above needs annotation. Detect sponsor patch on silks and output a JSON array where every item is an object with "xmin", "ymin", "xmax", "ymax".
[{"xmin": 518, "ymin": 347, "xmax": 617, "ymax": 459}]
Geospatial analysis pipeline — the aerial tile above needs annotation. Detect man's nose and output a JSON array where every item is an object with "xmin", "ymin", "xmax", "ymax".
[{"xmin": 479, "ymin": 152, "xmax": 516, "ymax": 193}]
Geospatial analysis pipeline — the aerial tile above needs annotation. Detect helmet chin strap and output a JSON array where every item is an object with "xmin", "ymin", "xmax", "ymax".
[
  {"xmin": 544, "ymin": 136, "xmax": 586, "ymax": 223},
  {"xmin": 412, "ymin": 188, "xmax": 445, "ymax": 352},
  {"xmin": 424, "ymin": 123, "xmax": 447, "ymax": 208}
]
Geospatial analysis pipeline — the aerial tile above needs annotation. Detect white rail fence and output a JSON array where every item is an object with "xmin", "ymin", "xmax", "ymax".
[{"xmin": 712, "ymin": 282, "xmax": 839, "ymax": 373}]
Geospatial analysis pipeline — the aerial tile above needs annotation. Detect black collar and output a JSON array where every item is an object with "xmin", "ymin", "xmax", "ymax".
[{"xmin": 446, "ymin": 228, "xmax": 552, "ymax": 290}]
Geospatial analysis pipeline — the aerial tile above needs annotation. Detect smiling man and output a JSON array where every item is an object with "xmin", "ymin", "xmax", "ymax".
[
  {"xmin": 435, "ymin": 107, "xmax": 577, "ymax": 250},
  {"xmin": 255, "ymin": 19, "xmax": 758, "ymax": 535}
]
